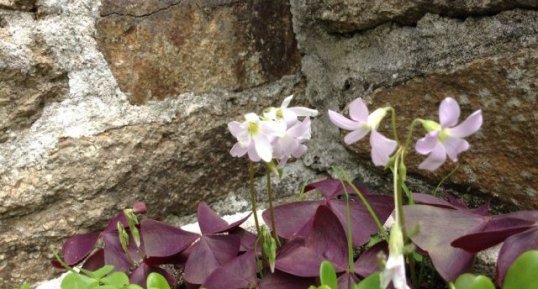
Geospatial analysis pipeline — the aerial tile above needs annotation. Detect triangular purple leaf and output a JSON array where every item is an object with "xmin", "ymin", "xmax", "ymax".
[
  {"xmin": 355, "ymin": 241, "xmax": 387, "ymax": 277},
  {"xmin": 259, "ymin": 271, "xmax": 315, "ymax": 289},
  {"xmin": 496, "ymin": 228, "xmax": 538, "ymax": 285},
  {"xmin": 262, "ymin": 201, "xmax": 322, "ymax": 240},
  {"xmin": 203, "ymin": 250, "xmax": 258, "ymax": 289},
  {"xmin": 130, "ymin": 262, "xmax": 175, "ymax": 287},
  {"xmin": 337, "ymin": 272, "xmax": 359, "ymax": 289},
  {"xmin": 197, "ymin": 202, "xmax": 252, "ymax": 235},
  {"xmin": 230, "ymin": 228, "xmax": 258, "ymax": 252},
  {"xmin": 62, "ymin": 232, "xmax": 100, "ymax": 266},
  {"xmin": 304, "ymin": 178, "xmax": 360, "ymax": 199},
  {"xmin": 185, "ymin": 235, "xmax": 241, "ymax": 284},
  {"xmin": 140, "ymin": 218, "xmax": 199, "ymax": 258},
  {"xmin": 102, "ymin": 231, "xmax": 134, "ymax": 272},
  {"xmin": 104, "ymin": 212, "xmax": 129, "ymax": 232},
  {"xmin": 413, "ymin": 193, "xmax": 457, "ymax": 209},
  {"xmin": 404, "ymin": 205, "xmax": 488, "ymax": 281},
  {"xmin": 82, "ymin": 249, "xmax": 105, "ymax": 271},
  {"xmin": 329, "ymin": 195, "xmax": 393, "ymax": 246},
  {"xmin": 276, "ymin": 206, "xmax": 348, "ymax": 277},
  {"xmin": 451, "ymin": 217, "xmax": 535, "ymax": 253}
]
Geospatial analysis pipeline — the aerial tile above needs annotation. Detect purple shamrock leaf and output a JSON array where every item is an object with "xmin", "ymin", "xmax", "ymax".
[
  {"xmin": 130, "ymin": 263, "xmax": 176, "ymax": 287},
  {"xmin": 61, "ymin": 232, "xmax": 100, "ymax": 266},
  {"xmin": 203, "ymin": 250, "xmax": 258, "ymax": 289},
  {"xmin": 184, "ymin": 235, "xmax": 241, "ymax": 284},
  {"xmin": 197, "ymin": 202, "xmax": 251, "ymax": 235},
  {"xmin": 259, "ymin": 270, "xmax": 315, "ymax": 289},
  {"xmin": 140, "ymin": 218, "xmax": 199, "ymax": 258},
  {"xmin": 263, "ymin": 179, "xmax": 393, "ymax": 247},
  {"xmin": 275, "ymin": 206, "xmax": 348, "ymax": 277}
]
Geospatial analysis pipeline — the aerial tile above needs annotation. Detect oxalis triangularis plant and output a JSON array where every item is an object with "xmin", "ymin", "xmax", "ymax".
[{"xmin": 49, "ymin": 96, "xmax": 538, "ymax": 289}]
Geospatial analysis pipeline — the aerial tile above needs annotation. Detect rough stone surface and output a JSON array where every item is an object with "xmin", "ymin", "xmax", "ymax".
[
  {"xmin": 306, "ymin": 0, "xmax": 538, "ymax": 33},
  {"xmin": 96, "ymin": 0, "xmax": 300, "ymax": 104},
  {"xmin": 0, "ymin": 0, "xmax": 304, "ymax": 286},
  {"xmin": 0, "ymin": 11, "xmax": 68, "ymax": 142},
  {"xmin": 292, "ymin": 2, "xmax": 538, "ymax": 208},
  {"xmin": 0, "ymin": 0, "xmax": 35, "ymax": 11}
]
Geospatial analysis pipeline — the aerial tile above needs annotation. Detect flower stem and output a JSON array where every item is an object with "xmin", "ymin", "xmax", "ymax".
[
  {"xmin": 388, "ymin": 107, "xmax": 400, "ymax": 143},
  {"xmin": 404, "ymin": 119, "xmax": 421, "ymax": 152},
  {"xmin": 249, "ymin": 161, "xmax": 261, "ymax": 237},
  {"xmin": 340, "ymin": 179, "xmax": 356, "ymax": 273},
  {"xmin": 266, "ymin": 170, "xmax": 281, "ymax": 246},
  {"xmin": 347, "ymin": 180, "xmax": 388, "ymax": 240},
  {"xmin": 432, "ymin": 164, "xmax": 459, "ymax": 196}
]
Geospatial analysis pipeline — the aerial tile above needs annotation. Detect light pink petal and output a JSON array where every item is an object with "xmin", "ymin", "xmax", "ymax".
[
  {"xmin": 292, "ymin": 144, "xmax": 307, "ymax": 158},
  {"xmin": 247, "ymin": 143, "xmax": 260, "ymax": 162},
  {"xmin": 343, "ymin": 127, "xmax": 369, "ymax": 144},
  {"xmin": 442, "ymin": 136, "xmax": 469, "ymax": 161},
  {"xmin": 283, "ymin": 109, "xmax": 298, "ymax": 126},
  {"xmin": 230, "ymin": 143, "xmax": 247, "ymax": 157},
  {"xmin": 289, "ymin": 106, "xmax": 318, "ymax": 117},
  {"xmin": 370, "ymin": 130, "xmax": 397, "ymax": 166},
  {"xmin": 227, "ymin": 121, "xmax": 243, "ymax": 138},
  {"xmin": 439, "ymin": 97, "xmax": 460, "ymax": 128},
  {"xmin": 261, "ymin": 120, "xmax": 286, "ymax": 139},
  {"xmin": 415, "ymin": 131, "xmax": 439, "ymax": 155},
  {"xmin": 288, "ymin": 117, "xmax": 311, "ymax": 139},
  {"xmin": 349, "ymin": 98, "xmax": 369, "ymax": 122},
  {"xmin": 328, "ymin": 110, "xmax": 361, "ymax": 130},
  {"xmin": 418, "ymin": 142, "xmax": 447, "ymax": 171},
  {"xmin": 447, "ymin": 110, "xmax": 483, "ymax": 138},
  {"xmin": 254, "ymin": 136, "xmax": 273, "ymax": 162},
  {"xmin": 281, "ymin": 95, "xmax": 293, "ymax": 108},
  {"xmin": 276, "ymin": 135, "xmax": 298, "ymax": 158}
]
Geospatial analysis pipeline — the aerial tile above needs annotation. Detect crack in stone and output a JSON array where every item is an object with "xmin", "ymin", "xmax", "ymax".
[
  {"xmin": 100, "ymin": 0, "xmax": 183, "ymax": 18},
  {"xmin": 323, "ymin": 6, "xmax": 538, "ymax": 37}
]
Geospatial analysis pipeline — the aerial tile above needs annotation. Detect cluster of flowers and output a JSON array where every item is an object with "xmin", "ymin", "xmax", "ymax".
[
  {"xmin": 329, "ymin": 97, "xmax": 483, "ymax": 171},
  {"xmin": 228, "ymin": 95, "xmax": 319, "ymax": 166}
]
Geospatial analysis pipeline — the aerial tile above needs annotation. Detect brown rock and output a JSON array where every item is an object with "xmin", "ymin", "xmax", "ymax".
[
  {"xmin": 306, "ymin": 0, "xmax": 538, "ymax": 33},
  {"xmin": 96, "ymin": 0, "xmax": 300, "ymax": 104},
  {"xmin": 0, "ymin": 0, "xmax": 36, "ymax": 11},
  {"xmin": 346, "ymin": 48, "xmax": 538, "ymax": 207},
  {"xmin": 0, "ymin": 36, "xmax": 68, "ymax": 142}
]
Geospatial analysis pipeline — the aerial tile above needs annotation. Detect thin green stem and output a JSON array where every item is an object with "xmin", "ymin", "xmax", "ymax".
[
  {"xmin": 249, "ymin": 161, "xmax": 261, "ymax": 237},
  {"xmin": 432, "ymin": 164, "xmax": 460, "ymax": 196},
  {"xmin": 340, "ymin": 179, "xmax": 356, "ymax": 273},
  {"xmin": 266, "ymin": 170, "xmax": 281, "ymax": 246},
  {"xmin": 387, "ymin": 107, "xmax": 400, "ymax": 143},
  {"xmin": 393, "ymin": 150, "xmax": 404, "ymax": 228},
  {"xmin": 53, "ymin": 252, "xmax": 79, "ymax": 274},
  {"xmin": 404, "ymin": 119, "xmax": 421, "ymax": 152},
  {"xmin": 347, "ymin": 180, "xmax": 388, "ymax": 240}
]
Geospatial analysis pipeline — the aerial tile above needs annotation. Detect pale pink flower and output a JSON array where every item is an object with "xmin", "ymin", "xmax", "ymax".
[
  {"xmin": 328, "ymin": 98, "xmax": 397, "ymax": 166},
  {"xmin": 272, "ymin": 117, "xmax": 312, "ymax": 167},
  {"xmin": 228, "ymin": 113, "xmax": 283, "ymax": 162},
  {"xmin": 263, "ymin": 95, "xmax": 318, "ymax": 126},
  {"xmin": 415, "ymin": 97, "xmax": 482, "ymax": 171},
  {"xmin": 381, "ymin": 223, "xmax": 410, "ymax": 289}
]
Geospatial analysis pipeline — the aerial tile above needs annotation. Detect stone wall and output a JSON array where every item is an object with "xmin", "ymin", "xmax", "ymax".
[{"xmin": 0, "ymin": 0, "xmax": 536, "ymax": 286}]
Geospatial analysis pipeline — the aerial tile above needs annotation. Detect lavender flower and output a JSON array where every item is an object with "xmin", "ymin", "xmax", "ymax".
[
  {"xmin": 328, "ymin": 97, "xmax": 397, "ymax": 166},
  {"xmin": 415, "ymin": 97, "xmax": 482, "ymax": 171}
]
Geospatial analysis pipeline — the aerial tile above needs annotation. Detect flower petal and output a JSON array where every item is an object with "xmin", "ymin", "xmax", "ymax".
[
  {"xmin": 288, "ymin": 117, "xmax": 311, "ymax": 139},
  {"xmin": 349, "ymin": 98, "xmax": 369, "ymax": 122},
  {"xmin": 415, "ymin": 132, "xmax": 439, "ymax": 155},
  {"xmin": 328, "ymin": 110, "xmax": 361, "ymax": 130},
  {"xmin": 244, "ymin": 112, "xmax": 259, "ymax": 122},
  {"xmin": 447, "ymin": 110, "xmax": 483, "ymax": 138},
  {"xmin": 227, "ymin": 121, "xmax": 243, "ymax": 138},
  {"xmin": 439, "ymin": 97, "xmax": 460, "ymax": 128},
  {"xmin": 370, "ymin": 130, "xmax": 397, "ymax": 166},
  {"xmin": 343, "ymin": 127, "xmax": 369, "ymax": 144},
  {"xmin": 292, "ymin": 144, "xmax": 307, "ymax": 158},
  {"xmin": 247, "ymin": 143, "xmax": 260, "ymax": 162},
  {"xmin": 230, "ymin": 143, "xmax": 247, "ymax": 157},
  {"xmin": 442, "ymin": 136, "xmax": 470, "ymax": 161},
  {"xmin": 418, "ymin": 142, "xmax": 447, "ymax": 171},
  {"xmin": 254, "ymin": 136, "xmax": 273, "ymax": 162},
  {"xmin": 289, "ymin": 107, "xmax": 319, "ymax": 117},
  {"xmin": 281, "ymin": 95, "xmax": 293, "ymax": 108}
]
